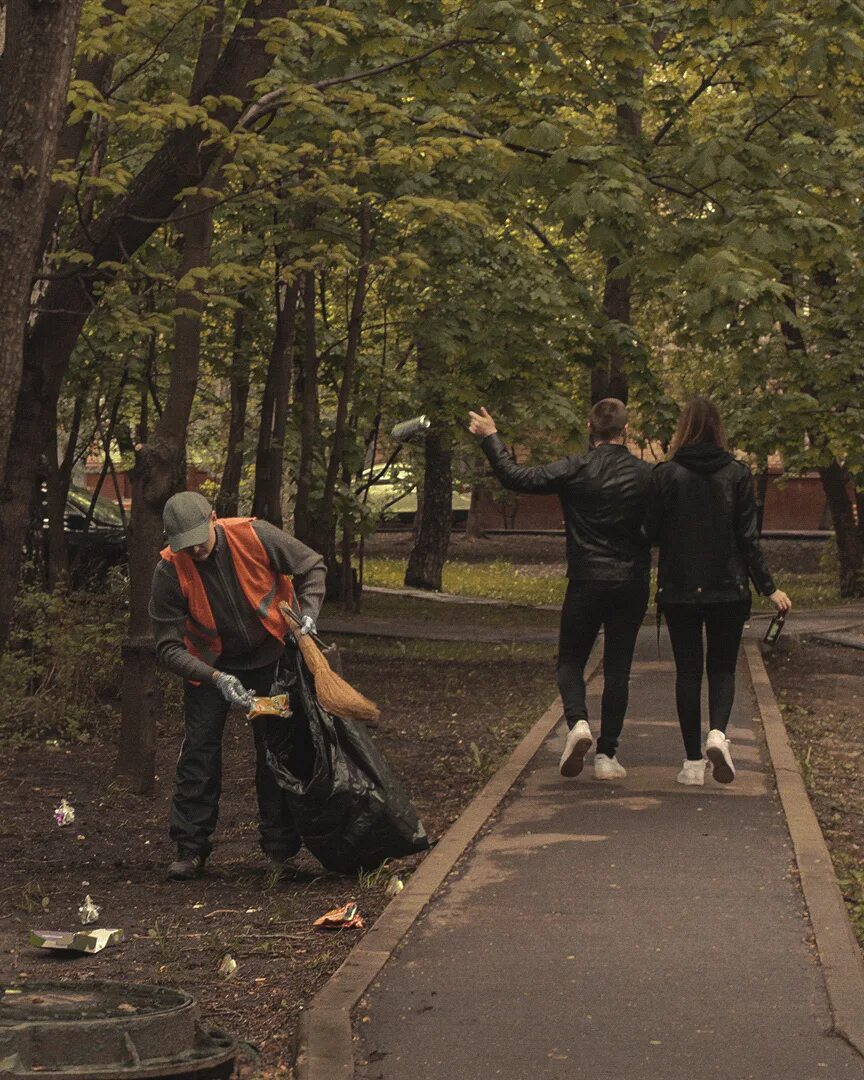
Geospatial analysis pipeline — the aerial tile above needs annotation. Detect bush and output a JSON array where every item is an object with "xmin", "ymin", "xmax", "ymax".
[{"xmin": 0, "ymin": 570, "xmax": 129, "ymax": 744}]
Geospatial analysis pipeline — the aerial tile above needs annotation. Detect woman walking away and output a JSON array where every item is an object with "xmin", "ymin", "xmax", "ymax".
[{"xmin": 644, "ymin": 398, "xmax": 791, "ymax": 786}]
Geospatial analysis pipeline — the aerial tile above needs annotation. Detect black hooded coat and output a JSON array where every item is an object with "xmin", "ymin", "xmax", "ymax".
[{"xmin": 643, "ymin": 444, "xmax": 776, "ymax": 605}]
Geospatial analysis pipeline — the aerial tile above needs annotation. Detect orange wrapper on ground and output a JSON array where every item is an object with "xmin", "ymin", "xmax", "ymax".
[
  {"xmin": 247, "ymin": 694, "xmax": 292, "ymax": 719},
  {"xmin": 313, "ymin": 901, "xmax": 365, "ymax": 930}
]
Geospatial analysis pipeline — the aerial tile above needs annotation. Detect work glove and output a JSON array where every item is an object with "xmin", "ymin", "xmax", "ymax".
[
  {"xmin": 298, "ymin": 615, "xmax": 317, "ymax": 638},
  {"xmin": 215, "ymin": 672, "xmax": 255, "ymax": 710}
]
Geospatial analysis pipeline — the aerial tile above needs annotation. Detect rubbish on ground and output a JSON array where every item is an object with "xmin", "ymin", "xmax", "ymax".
[
  {"xmin": 279, "ymin": 601, "xmax": 380, "ymax": 723},
  {"xmin": 218, "ymin": 954, "xmax": 237, "ymax": 978},
  {"xmin": 385, "ymin": 875, "xmax": 404, "ymax": 898},
  {"xmin": 78, "ymin": 895, "xmax": 100, "ymax": 925},
  {"xmin": 54, "ymin": 799, "xmax": 75, "ymax": 827},
  {"xmin": 116, "ymin": 1002, "xmax": 137, "ymax": 1014},
  {"xmin": 29, "ymin": 928, "xmax": 123, "ymax": 954},
  {"xmin": 248, "ymin": 694, "xmax": 292, "ymax": 719},
  {"xmin": 313, "ymin": 901, "xmax": 364, "ymax": 930}
]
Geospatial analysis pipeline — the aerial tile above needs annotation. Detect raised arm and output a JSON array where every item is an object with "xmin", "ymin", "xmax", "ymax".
[{"xmin": 468, "ymin": 407, "xmax": 576, "ymax": 494}]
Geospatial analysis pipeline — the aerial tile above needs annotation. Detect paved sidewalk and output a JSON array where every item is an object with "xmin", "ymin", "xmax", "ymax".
[{"xmin": 355, "ymin": 630, "xmax": 864, "ymax": 1079}]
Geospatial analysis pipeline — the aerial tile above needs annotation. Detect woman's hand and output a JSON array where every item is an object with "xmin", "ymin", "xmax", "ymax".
[
  {"xmin": 468, "ymin": 406, "xmax": 497, "ymax": 438},
  {"xmin": 769, "ymin": 589, "xmax": 792, "ymax": 613}
]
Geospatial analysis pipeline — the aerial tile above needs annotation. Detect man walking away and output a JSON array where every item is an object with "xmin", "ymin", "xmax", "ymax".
[
  {"xmin": 468, "ymin": 400, "xmax": 651, "ymax": 780},
  {"xmin": 150, "ymin": 492, "xmax": 326, "ymax": 880}
]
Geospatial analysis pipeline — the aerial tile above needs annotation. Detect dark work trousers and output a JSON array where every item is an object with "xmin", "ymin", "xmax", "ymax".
[
  {"xmin": 557, "ymin": 578, "xmax": 649, "ymax": 758},
  {"xmin": 663, "ymin": 599, "xmax": 750, "ymax": 761},
  {"xmin": 169, "ymin": 659, "xmax": 300, "ymax": 860}
]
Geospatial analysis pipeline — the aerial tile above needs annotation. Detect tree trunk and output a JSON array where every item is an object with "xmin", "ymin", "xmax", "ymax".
[
  {"xmin": 818, "ymin": 461, "xmax": 864, "ymax": 598},
  {"xmin": 312, "ymin": 202, "xmax": 372, "ymax": 560},
  {"xmin": 217, "ymin": 303, "xmax": 251, "ymax": 517},
  {"xmin": 252, "ymin": 278, "xmax": 300, "ymax": 526},
  {"xmin": 591, "ymin": 100, "xmax": 641, "ymax": 405},
  {"xmin": 404, "ymin": 428, "xmax": 453, "ymax": 591},
  {"xmin": 0, "ymin": 0, "xmax": 84, "ymax": 483},
  {"xmin": 754, "ymin": 468, "xmax": 769, "ymax": 537},
  {"xmin": 0, "ymin": 0, "xmax": 293, "ymax": 654},
  {"xmin": 45, "ymin": 394, "xmax": 85, "ymax": 590},
  {"xmin": 593, "ymin": 256, "xmax": 631, "ymax": 404},
  {"xmin": 465, "ymin": 483, "xmax": 486, "ymax": 540},
  {"xmin": 116, "ymin": 193, "xmax": 215, "ymax": 792},
  {"xmin": 293, "ymin": 270, "xmax": 321, "ymax": 546}
]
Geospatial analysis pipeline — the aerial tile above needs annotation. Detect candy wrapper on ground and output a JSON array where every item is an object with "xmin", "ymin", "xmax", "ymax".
[
  {"xmin": 313, "ymin": 901, "xmax": 364, "ymax": 930},
  {"xmin": 54, "ymin": 798, "xmax": 75, "ymax": 827},
  {"xmin": 247, "ymin": 694, "xmax": 292, "ymax": 719},
  {"xmin": 218, "ymin": 954, "xmax": 237, "ymax": 978},
  {"xmin": 78, "ymin": 895, "xmax": 100, "ymax": 926},
  {"xmin": 30, "ymin": 928, "xmax": 123, "ymax": 954}
]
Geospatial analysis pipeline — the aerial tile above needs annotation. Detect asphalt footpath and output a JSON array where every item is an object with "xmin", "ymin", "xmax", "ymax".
[{"xmin": 355, "ymin": 629, "xmax": 864, "ymax": 1080}]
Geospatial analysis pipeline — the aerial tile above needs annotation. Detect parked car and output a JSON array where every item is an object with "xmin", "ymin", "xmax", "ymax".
[
  {"xmin": 361, "ymin": 466, "xmax": 470, "ymax": 524},
  {"xmin": 41, "ymin": 484, "xmax": 128, "ymax": 578}
]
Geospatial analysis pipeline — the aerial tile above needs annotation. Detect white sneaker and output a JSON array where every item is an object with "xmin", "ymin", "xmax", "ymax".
[
  {"xmin": 706, "ymin": 729, "xmax": 736, "ymax": 784},
  {"xmin": 676, "ymin": 759, "xmax": 706, "ymax": 786},
  {"xmin": 560, "ymin": 720, "xmax": 593, "ymax": 778},
  {"xmin": 594, "ymin": 754, "xmax": 627, "ymax": 780}
]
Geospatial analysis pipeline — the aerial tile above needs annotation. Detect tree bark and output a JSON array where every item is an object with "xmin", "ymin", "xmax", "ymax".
[
  {"xmin": 465, "ymin": 483, "xmax": 486, "ymax": 540},
  {"xmin": 293, "ymin": 270, "xmax": 321, "ymax": 546},
  {"xmin": 0, "ymin": 0, "xmax": 84, "ymax": 482},
  {"xmin": 216, "ymin": 303, "xmax": 251, "ymax": 517},
  {"xmin": 116, "ymin": 192, "xmax": 215, "ymax": 792},
  {"xmin": 312, "ymin": 202, "xmax": 372, "ymax": 561},
  {"xmin": 45, "ymin": 394, "xmax": 85, "ymax": 590},
  {"xmin": 818, "ymin": 461, "xmax": 864, "ymax": 598},
  {"xmin": 0, "ymin": 0, "xmax": 293, "ymax": 652},
  {"xmin": 591, "ymin": 99, "xmax": 641, "ymax": 405},
  {"xmin": 404, "ymin": 428, "xmax": 453, "ymax": 591},
  {"xmin": 252, "ymin": 276, "xmax": 300, "ymax": 526}
]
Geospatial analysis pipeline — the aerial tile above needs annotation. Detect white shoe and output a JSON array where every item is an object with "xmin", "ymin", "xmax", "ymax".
[
  {"xmin": 594, "ymin": 754, "xmax": 627, "ymax": 780},
  {"xmin": 676, "ymin": 759, "xmax": 706, "ymax": 786},
  {"xmin": 706, "ymin": 729, "xmax": 736, "ymax": 784},
  {"xmin": 560, "ymin": 720, "xmax": 592, "ymax": 778}
]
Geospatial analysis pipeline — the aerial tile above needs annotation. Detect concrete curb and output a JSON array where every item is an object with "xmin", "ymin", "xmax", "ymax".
[
  {"xmin": 744, "ymin": 643, "xmax": 864, "ymax": 1059},
  {"xmin": 294, "ymin": 655, "xmax": 601, "ymax": 1080}
]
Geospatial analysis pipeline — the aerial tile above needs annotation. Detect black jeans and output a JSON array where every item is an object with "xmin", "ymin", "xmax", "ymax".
[
  {"xmin": 663, "ymin": 599, "xmax": 750, "ymax": 761},
  {"xmin": 557, "ymin": 578, "xmax": 649, "ymax": 758},
  {"xmin": 169, "ymin": 660, "xmax": 300, "ymax": 859}
]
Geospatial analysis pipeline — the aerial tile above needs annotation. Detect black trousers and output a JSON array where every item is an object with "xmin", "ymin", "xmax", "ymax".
[
  {"xmin": 557, "ymin": 578, "xmax": 649, "ymax": 758},
  {"xmin": 168, "ymin": 660, "xmax": 300, "ymax": 859},
  {"xmin": 663, "ymin": 599, "xmax": 750, "ymax": 761}
]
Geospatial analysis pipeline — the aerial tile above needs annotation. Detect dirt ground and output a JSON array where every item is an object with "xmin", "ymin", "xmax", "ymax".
[
  {"xmin": 765, "ymin": 637, "xmax": 864, "ymax": 946},
  {"xmin": 0, "ymin": 635, "xmax": 557, "ymax": 1077}
]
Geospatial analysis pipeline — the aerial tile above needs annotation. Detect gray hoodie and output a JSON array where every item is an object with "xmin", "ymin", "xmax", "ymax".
[{"xmin": 149, "ymin": 519, "xmax": 326, "ymax": 683}]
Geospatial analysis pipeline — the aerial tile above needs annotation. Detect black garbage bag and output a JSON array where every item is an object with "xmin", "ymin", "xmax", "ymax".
[{"xmin": 265, "ymin": 645, "xmax": 429, "ymax": 874}]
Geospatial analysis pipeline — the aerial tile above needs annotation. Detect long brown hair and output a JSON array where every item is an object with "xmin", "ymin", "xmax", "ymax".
[{"xmin": 670, "ymin": 397, "xmax": 727, "ymax": 454}]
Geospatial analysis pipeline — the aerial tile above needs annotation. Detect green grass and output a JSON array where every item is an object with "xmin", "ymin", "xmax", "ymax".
[
  {"xmin": 365, "ymin": 557, "xmax": 843, "ymax": 610},
  {"xmin": 364, "ymin": 557, "xmax": 567, "ymax": 606}
]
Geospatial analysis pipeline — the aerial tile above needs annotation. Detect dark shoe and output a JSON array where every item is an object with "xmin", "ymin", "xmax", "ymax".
[{"xmin": 167, "ymin": 852, "xmax": 206, "ymax": 881}]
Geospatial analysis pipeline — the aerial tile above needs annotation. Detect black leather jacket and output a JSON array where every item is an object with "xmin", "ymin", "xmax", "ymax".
[
  {"xmin": 643, "ymin": 444, "xmax": 776, "ymax": 604},
  {"xmin": 481, "ymin": 434, "xmax": 652, "ymax": 582}
]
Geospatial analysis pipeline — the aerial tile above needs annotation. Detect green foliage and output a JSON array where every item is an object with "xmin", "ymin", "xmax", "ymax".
[{"xmin": 0, "ymin": 574, "xmax": 128, "ymax": 744}]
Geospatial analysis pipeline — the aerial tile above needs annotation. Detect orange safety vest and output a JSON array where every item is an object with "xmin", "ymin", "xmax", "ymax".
[{"xmin": 160, "ymin": 517, "xmax": 296, "ymax": 675}]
